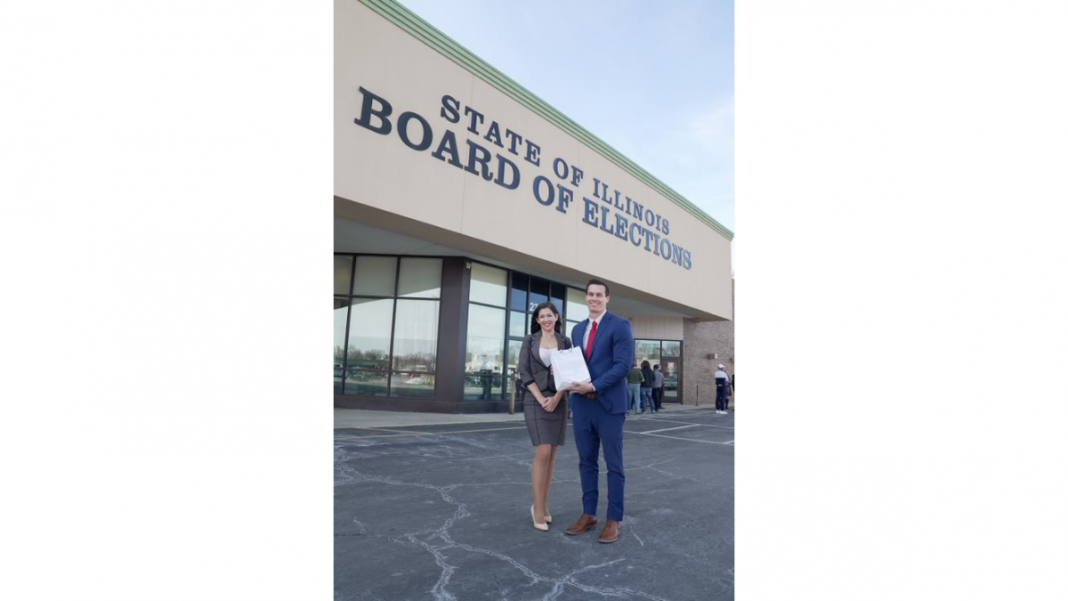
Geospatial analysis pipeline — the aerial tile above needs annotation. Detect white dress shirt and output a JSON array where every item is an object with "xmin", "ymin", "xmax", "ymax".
[{"xmin": 539, "ymin": 348, "xmax": 553, "ymax": 366}]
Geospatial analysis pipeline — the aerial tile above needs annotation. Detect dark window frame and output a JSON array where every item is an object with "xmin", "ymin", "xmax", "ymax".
[{"xmin": 334, "ymin": 253, "xmax": 443, "ymax": 398}]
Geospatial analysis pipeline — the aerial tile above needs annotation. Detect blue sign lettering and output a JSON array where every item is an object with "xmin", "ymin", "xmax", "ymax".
[
  {"xmin": 352, "ymin": 86, "xmax": 694, "ymax": 270},
  {"xmin": 533, "ymin": 176, "xmax": 555, "ymax": 206}
]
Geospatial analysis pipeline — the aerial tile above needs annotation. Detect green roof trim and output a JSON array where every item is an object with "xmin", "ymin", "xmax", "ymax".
[{"xmin": 357, "ymin": 0, "xmax": 734, "ymax": 241}]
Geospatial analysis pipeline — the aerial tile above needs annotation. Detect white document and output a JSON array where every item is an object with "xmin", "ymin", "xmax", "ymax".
[{"xmin": 551, "ymin": 347, "xmax": 591, "ymax": 390}]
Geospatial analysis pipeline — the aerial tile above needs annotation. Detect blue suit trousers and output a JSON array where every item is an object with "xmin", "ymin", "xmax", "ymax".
[{"xmin": 571, "ymin": 394, "xmax": 626, "ymax": 521}]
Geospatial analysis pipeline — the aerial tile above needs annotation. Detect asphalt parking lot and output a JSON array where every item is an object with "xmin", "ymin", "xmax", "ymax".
[{"xmin": 335, "ymin": 407, "xmax": 734, "ymax": 600}]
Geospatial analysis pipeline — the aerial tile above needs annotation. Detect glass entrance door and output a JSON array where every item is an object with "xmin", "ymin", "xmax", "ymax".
[{"xmin": 660, "ymin": 359, "xmax": 680, "ymax": 403}]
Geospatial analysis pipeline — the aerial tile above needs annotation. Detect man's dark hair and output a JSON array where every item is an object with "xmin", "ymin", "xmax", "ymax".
[
  {"xmin": 654, "ymin": 364, "xmax": 660, "ymax": 369},
  {"xmin": 585, "ymin": 278, "xmax": 610, "ymax": 297}
]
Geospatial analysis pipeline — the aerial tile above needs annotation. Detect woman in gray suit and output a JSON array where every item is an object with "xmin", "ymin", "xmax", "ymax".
[{"xmin": 518, "ymin": 301, "xmax": 572, "ymax": 531}]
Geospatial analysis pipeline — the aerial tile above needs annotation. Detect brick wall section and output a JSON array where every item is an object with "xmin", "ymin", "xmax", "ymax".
[{"xmin": 682, "ymin": 280, "xmax": 734, "ymax": 406}]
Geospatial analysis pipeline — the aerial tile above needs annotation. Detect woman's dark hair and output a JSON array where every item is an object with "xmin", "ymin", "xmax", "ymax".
[
  {"xmin": 641, "ymin": 360, "xmax": 651, "ymax": 369},
  {"xmin": 529, "ymin": 302, "xmax": 562, "ymax": 334}
]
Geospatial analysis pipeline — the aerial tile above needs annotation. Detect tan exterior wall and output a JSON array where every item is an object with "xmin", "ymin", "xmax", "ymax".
[
  {"xmin": 682, "ymin": 320, "xmax": 735, "ymax": 406},
  {"xmin": 335, "ymin": 0, "xmax": 732, "ymax": 321},
  {"xmin": 626, "ymin": 316, "xmax": 685, "ymax": 341},
  {"xmin": 682, "ymin": 280, "xmax": 734, "ymax": 406}
]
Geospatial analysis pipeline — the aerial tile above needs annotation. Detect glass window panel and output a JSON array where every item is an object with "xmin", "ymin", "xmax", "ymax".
[
  {"xmin": 510, "ymin": 272, "xmax": 529, "ymax": 312},
  {"xmin": 661, "ymin": 361, "xmax": 679, "ymax": 401},
  {"xmin": 466, "ymin": 305, "xmax": 505, "ymax": 378},
  {"xmin": 662, "ymin": 340, "xmax": 682, "ymax": 357},
  {"xmin": 635, "ymin": 339, "xmax": 662, "ymax": 366},
  {"xmin": 464, "ymin": 375, "xmax": 503, "ymax": 401},
  {"xmin": 345, "ymin": 369, "xmax": 389, "ymax": 397},
  {"xmin": 550, "ymin": 283, "xmax": 565, "ymax": 317},
  {"xmin": 334, "ymin": 256, "xmax": 353, "ymax": 296},
  {"xmin": 346, "ymin": 298, "xmax": 394, "ymax": 368},
  {"xmin": 398, "ymin": 258, "xmax": 442, "ymax": 298},
  {"xmin": 509, "ymin": 311, "xmax": 529, "ymax": 338},
  {"xmin": 529, "ymin": 277, "xmax": 549, "ymax": 310},
  {"xmin": 565, "ymin": 320, "xmax": 581, "ymax": 339},
  {"xmin": 334, "ymin": 297, "xmax": 349, "ymax": 393},
  {"xmin": 391, "ymin": 299, "xmax": 439, "ymax": 372},
  {"xmin": 390, "ymin": 372, "xmax": 436, "ymax": 398},
  {"xmin": 566, "ymin": 287, "xmax": 589, "ymax": 323},
  {"xmin": 506, "ymin": 339, "xmax": 522, "ymax": 375},
  {"xmin": 470, "ymin": 263, "xmax": 507, "ymax": 307},
  {"xmin": 353, "ymin": 256, "xmax": 397, "ymax": 297}
]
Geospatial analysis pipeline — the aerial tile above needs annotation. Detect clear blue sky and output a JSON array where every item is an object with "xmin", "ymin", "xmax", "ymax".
[{"xmin": 397, "ymin": 0, "xmax": 735, "ymax": 236}]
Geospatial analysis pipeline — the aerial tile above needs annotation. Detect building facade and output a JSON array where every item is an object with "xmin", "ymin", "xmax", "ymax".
[{"xmin": 334, "ymin": 0, "xmax": 734, "ymax": 413}]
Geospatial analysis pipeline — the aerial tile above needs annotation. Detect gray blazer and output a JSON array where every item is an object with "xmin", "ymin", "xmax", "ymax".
[{"xmin": 517, "ymin": 330, "xmax": 572, "ymax": 399}]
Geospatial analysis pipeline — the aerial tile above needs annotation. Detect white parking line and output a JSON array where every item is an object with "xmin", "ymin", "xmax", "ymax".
[
  {"xmin": 641, "ymin": 424, "xmax": 701, "ymax": 434},
  {"xmin": 625, "ymin": 431, "xmax": 735, "ymax": 445},
  {"xmin": 637, "ymin": 418, "xmax": 703, "ymax": 426},
  {"xmin": 641, "ymin": 418, "xmax": 734, "ymax": 430}
]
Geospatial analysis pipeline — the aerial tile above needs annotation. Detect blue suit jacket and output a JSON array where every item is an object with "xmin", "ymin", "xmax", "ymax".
[{"xmin": 570, "ymin": 311, "xmax": 635, "ymax": 414}]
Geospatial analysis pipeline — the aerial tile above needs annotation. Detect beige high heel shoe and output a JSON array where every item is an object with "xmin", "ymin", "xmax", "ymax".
[
  {"xmin": 544, "ymin": 512, "xmax": 552, "ymax": 523},
  {"xmin": 531, "ymin": 505, "xmax": 548, "ymax": 531}
]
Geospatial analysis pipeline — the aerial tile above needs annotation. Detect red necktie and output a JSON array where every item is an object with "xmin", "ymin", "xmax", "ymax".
[{"xmin": 585, "ymin": 320, "xmax": 598, "ymax": 357}]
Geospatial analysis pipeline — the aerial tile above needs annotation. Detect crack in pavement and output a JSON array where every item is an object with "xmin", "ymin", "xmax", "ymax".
[{"xmin": 337, "ymin": 456, "xmax": 679, "ymax": 601}]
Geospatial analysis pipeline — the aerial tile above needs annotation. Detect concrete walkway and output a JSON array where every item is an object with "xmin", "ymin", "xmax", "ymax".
[{"xmin": 334, "ymin": 399, "xmax": 728, "ymax": 429}]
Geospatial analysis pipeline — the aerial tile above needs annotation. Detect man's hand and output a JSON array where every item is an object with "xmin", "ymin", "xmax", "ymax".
[{"xmin": 570, "ymin": 382, "xmax": 595, "ymax": 395}]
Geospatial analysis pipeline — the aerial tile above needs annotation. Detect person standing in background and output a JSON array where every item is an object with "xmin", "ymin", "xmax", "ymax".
[
  {"xmin": 626, "ymin": 361, "xmax": 644, "ymax": 414},
  {"xmin": 652, "ymin": 365, "xmax": 664, "ymax": 411},
  {"xmin": 639, "ymin": 360, "xmax": 656, "ymax": 414},
  {"xmin": 714, "ymin": 364, "xmax": 731, "ymax": 414}
]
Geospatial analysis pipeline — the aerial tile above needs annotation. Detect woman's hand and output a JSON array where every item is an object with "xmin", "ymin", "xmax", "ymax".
[{"xmin": 545, "ymin": 391, "xmax": 563, "ymax": 412}]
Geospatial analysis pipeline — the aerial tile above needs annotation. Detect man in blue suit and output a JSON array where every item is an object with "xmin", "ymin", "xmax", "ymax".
[{"xmin": 564, "ymin": 279, "xmax": 634, "ymax": 543}]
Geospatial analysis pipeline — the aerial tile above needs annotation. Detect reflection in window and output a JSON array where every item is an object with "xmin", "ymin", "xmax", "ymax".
[
  {"xmin": 334, "ymin": 298, "xmax": 349, "ymax": 393},
  {"xmin": 550, "ymin": 283, "xmax": 565, "ymax": 319},
  {"xmin": 510, "ymin": 272, "xmax": 528, "ymax": 312},
  {"xmin": 507, "ymin": 339, "xmax": 522, "ymax": 375},
  {"xmin": 509, "ymin": 310, "xmax": 528, "ymax": 338},
  {"xmin": 392, "ymin": 300, "xmax": 439, "ymax": 372},
  {"xmin": 470, "ymin": 263, "xmax": 507, "ymax": 307},
  {"xmin": 662, "ymin": 341, "xmax": 682, "ymax": 356},
  {"xmin": 398, "ymin": 258, "xmax": 442, "ymax": 299},
  {"xmin": 353, "ymin": 256, "xmax": 397, "ymax": 297},
  {"xmin": 464, "ymin": 375, "xmax": 502, "ymax": 401},
  {"xmin": 347, "ymin": 298, "xmax": 393, "ymax": 368},
  {"xmin": 335, "ymin": 256, "xmax": 353, "ymax": 296},
  {"xmin": 466, "ymin": 305, "xmax": 505, "ymax": 375},
  {"xmin": 391, "ymin": 372, "xmax": 436, "ymax": 398},
  {"xmin": 345, "ymin": 370, "xmax": 389, "ymax": 397},
  {"xmin": 466, "ymin": 304, "xmax": 505, "ymax": 401},
  {"xmin": 565, "ymin": 320, "xmax": 581, "ymax": 339},
  {"xmin": 635, "ymin": 339, "xmax": 661, "ymax": 365},
  {"xmin": 566, "ymin": 287, "xmax": 589, "ymax": 323},
  {"xmin": 529, "ymin": 277, "xmax": 549, "ymax": 310},
  {"xmin": 661, "ymin": 362, "xmax": 679, "ymax": 400}
]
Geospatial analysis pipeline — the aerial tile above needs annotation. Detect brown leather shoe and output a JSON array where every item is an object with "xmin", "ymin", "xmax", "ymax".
[
  {"xmin": 565, "ymin": 514, "xmax": 598, "ymax": 535},
  {"xmin": 598, "ymin": 519, "xmax": 621, "ymax": 543}
]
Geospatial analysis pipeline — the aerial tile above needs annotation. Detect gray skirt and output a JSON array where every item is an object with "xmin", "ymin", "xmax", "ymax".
[{"xmin": 523, "ymin": 394, "xmax": 569, "ymax": 446}]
